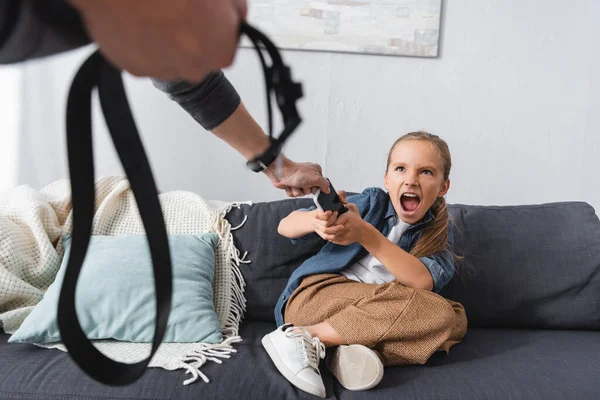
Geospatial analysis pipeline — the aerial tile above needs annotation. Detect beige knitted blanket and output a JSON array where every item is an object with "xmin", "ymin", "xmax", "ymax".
[{"xmin": 0, "ymin": 176, "xmax": 251, "ymax": 385}]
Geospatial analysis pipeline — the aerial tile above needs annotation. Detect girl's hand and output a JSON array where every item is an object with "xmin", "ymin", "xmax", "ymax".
[
  {"xmin": 313, "ymin": 210, "xmax": 343, "ymax": 241},
  {"xmin": 327, "ymin": 191, "xmax": 367, "ymax": 246}
]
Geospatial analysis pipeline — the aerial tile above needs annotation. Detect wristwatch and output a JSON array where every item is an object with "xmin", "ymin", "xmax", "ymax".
[{"xmin": 246, "ymin": 141, "xmax": 282, "ymax": 172}]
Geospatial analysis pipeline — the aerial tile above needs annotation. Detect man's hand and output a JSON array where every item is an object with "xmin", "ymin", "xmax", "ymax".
[
  {"xmin": 69, "ymin": 0, "xmax": 247, "ymax": 81},
  {"xmin": 265, "ymin": 157, "xmax": 330, "ymax": 197},
  {"xmin": 207, "ymin": 102, "xmax": 329, "ymax": 198}
]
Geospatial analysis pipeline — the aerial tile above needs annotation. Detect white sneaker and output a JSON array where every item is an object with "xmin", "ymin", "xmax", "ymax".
[
  {"xmin": 262, "ymin": 324, "xmax": 327, "ymax": 398},
  {"xmin": 326, "ymin": 344, "xmax": 384, "ymax": 391}
]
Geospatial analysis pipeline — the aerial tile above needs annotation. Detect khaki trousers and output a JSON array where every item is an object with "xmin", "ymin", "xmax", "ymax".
[{"xmin": 284, "ymin": 274, "xmax": 468, "ymax": 366}]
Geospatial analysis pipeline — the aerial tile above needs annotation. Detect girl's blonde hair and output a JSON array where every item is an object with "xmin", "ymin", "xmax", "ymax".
[{"xmin": 386, "ymin": 131, "xmax": 460, "ymax": 261}]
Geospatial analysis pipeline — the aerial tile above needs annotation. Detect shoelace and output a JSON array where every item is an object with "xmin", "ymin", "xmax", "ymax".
[{"xmin": 285, "ymin": 326, "xmax": 326, "ymax": 370}]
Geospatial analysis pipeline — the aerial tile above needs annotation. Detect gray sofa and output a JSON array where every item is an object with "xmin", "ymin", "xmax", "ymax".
[{"xmin": 1, "ymin": 197, "xmax": 599, "ymax": 399}]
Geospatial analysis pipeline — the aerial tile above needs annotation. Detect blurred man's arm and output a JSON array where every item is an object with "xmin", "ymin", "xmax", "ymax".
[{"xmin": 153, "ymin": 74, "xmax": 330, "ymax": 196}]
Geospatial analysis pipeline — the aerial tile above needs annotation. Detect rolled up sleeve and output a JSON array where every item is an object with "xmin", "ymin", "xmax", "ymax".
[
  {"xmin": 419, "ymin": 252, "xmax": 455, "ymax": 293},
  {"xmin": 418, "ymin": 223, "xmax": 457, "ymax": 292},
  {"xmin": 152, "ymin": 71, "xmax": 241, "ymax": 131}
]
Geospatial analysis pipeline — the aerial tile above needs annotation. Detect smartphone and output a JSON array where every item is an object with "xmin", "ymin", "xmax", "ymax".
[{"xmin": 313, "ymin": 179, "xmax": 348, "ymax": 215}]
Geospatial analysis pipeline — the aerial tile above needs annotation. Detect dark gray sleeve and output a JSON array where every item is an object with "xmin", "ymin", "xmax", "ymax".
[
  {"xmin": 0, "ymin": 1, "xmax": 241, "ymax": 131},
  {"xmin": 0, "ymin": 0, "xmax": 90, "ymax": 64},
  {"xmin": 151, "ymin": 72, "xmax": 241, "ymax": 131}
]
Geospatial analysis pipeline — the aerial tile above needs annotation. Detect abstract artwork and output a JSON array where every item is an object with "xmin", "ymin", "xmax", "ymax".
[{"xmin": 240, "ymin": 0, "xmax": 443, "ymax": 57}]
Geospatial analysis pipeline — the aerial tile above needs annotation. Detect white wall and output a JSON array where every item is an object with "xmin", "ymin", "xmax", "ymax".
[
  {"xmin": 7, "ymin": 0, "xmax": 600, "ymax": 212},
  {"xmin": 0, "ymin": 65, "xmax": 21, "ymax": 191}
]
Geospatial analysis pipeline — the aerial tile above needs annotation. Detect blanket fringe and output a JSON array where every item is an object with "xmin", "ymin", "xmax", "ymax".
[
  {"xmin": 213, "ymin": 202, "xmax": 252, "ymax": 337},
  {"xmin": 176, "ymin": 201, "xmax": 253, "ymax": 385},
  {"xmin": 179, "ymin": 335, "xmax": 244, "ymax": 385},
  {"xmin": 230, "ymin": 215, "xmax": 248, "ymax": 231}
]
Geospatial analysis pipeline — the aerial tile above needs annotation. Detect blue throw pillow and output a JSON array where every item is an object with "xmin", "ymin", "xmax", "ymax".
[{"xmin": 9, "ymin": 234, "xmax": 223, "ymax": 344}]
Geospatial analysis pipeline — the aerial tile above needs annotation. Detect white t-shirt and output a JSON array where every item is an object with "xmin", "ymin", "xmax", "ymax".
[{"xmin": 341, "ymin": 219, "xmax": 411, "ymax": 284}]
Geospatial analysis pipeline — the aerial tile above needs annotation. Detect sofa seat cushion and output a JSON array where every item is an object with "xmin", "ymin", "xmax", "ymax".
[
  {"xmin": 0, "ymin": 322, "xmax": 337, "ymax": 400},
  {"xmin": 337, "ymin": 328, "xmax": 600, "ymax": 400},
  {"xmin": 3, "ymin": 323, "xmax": 598, "ymax": 400}
]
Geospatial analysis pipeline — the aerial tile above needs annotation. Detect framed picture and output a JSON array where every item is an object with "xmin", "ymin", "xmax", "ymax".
[{"xmin": 240, "ymin": 0, "xmax": 443, "ymax": 57}]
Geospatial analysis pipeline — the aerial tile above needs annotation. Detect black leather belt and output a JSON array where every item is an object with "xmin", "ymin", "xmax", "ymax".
[{"xmin": 57, "ymin": 22, "xmax": 303, "ymax": 385}]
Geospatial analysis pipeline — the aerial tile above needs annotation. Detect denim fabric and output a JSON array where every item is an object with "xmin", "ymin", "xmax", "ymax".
[{"xmin": 274, "ymin": 187, "xmax": 456, "ymax": 326}]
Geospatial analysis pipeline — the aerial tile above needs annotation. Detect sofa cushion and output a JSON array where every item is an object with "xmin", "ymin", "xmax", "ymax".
[
  {"xmin": 227, "ymin": 199, "xmax": 600, "ymax": 330},
  {"xmin": 336, "ymin": 328, "xmax": 600, "ymax": 400},
  {"xmin": 443, "ymin": 202, "xmax": 600, "ymax": 330},
  {"xmin": 2, "ymin": 325, "xmax": 598, "ymax": 400},
  {"xmin": 226, "ymin": 198, "xmax": 323, "ymax": 322},
  {"xmin": 9, "ymin": 234, "xmax": 223, "ymax": 344},
  {"xmin": 0, "ymin": 322, "xmax": 337, "ymax": 400}
]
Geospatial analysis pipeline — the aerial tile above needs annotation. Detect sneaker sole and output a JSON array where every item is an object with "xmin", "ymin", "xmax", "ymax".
[
  {"xmin": 261, "ymin": 334, "xmax": 326, "ymax": 398},
  {"xmin": 327, "ymin": 344, "xmax": 384, "ymax": 391}
]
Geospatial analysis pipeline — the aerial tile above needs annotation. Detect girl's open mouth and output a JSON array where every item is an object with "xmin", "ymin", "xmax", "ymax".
[{"xmin": 400, "ymin": 193, "xmax": 420, "ymax": 213}]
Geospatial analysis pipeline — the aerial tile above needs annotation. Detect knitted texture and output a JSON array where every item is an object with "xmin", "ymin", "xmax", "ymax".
[{"xmin": 0, "ymin": 176, "xmax": 251, "ymax": 385}]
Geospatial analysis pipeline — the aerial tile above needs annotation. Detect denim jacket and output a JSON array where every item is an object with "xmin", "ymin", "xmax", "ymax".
[{"xmin": 274, "ymin": 187, "xmax": 456, "ymax": 327}]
